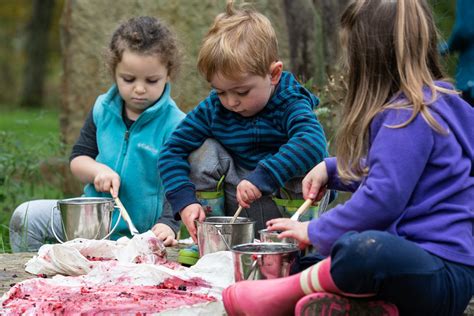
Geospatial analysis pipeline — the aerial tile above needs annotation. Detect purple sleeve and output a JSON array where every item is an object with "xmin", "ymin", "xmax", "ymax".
[
  {"xmin": 324, "ymin": 157, "xmax": 361, "ymax": 192},
  {"xmin": 308, "ymin": 110, "xmax": 434, "ymax": 256}
]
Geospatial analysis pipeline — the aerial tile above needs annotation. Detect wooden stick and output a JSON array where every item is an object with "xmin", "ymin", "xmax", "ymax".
[
  {"xmin": 230, "ymin": 206, "xmax": 243, "ymax": 224},
  {"xmin": 290, "ymin": 198, "xmax": 313, "ymax": 221},
  {"xmin": 110, "ymin": 189, "xmax": 139, "ymax": 235}
]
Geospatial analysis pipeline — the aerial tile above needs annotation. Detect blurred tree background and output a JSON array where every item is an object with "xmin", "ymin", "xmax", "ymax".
[
  {"xmin": 0, "ymin": 0, "xmax": 458, "ymax": 112},
  {"xmin": 0, "ymin": 0, "xmax": 64, "ymax": 108},
  {"xmin": 0, "ymin": 0, "xmax": 458, "ymax": 252}
]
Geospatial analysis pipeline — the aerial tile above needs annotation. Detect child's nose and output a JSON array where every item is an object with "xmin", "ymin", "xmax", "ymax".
[
  {"xmin": 226, "ymin": 95, "xmax": 239, "ymax": 108},
  {"xmin": 135, "ymin": 85, "xmax": 146, "ymax": 94}
]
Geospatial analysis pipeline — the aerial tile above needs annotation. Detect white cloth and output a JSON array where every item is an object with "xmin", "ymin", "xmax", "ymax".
[{"xmin": 2, "ymin": 232, "xmax": 234, "ymax": 315}]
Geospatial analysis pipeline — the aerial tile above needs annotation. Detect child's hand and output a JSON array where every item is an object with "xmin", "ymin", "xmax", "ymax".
[
  {"xmin": 151, "ymin": 223, "xmax": 178, "ymax": 246},
  {"xmin": 266, "ymin": 218, "xmax": 311, "ymax": 247},
  {"xmin": 180, "ymin": 203, "xmax": 206, "ymax": 243},
  {"xmin": 302, "ymin": 161, "xmax": 329, "ymax": 201},
  {"xmin": 94, "ymin": 169, "xmax": 121, "ymax": 195},
  {"xmin": 236, "ymin": 180, "xmax": 262, "ymax": 208}
]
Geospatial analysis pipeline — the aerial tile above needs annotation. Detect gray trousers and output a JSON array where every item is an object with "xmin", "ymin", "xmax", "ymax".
[
  {"xmin": 9, "ymin": 199, "xmax": 64, "ymax": 253},
  {"xmin": 189, "ymin": 139, "xmax": 303, "ymax": 233}
]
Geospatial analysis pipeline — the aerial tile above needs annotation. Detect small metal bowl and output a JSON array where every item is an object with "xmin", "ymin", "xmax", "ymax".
[{"xmin": 258, "ymin": 228, "xmax": 297, "ymax": 245}]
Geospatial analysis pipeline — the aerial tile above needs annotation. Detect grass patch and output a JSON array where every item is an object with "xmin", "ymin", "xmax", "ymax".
[
  {"xmin": 0, "ymin": 105, "xmax": 64, "ymax": 253},
  {"xmin": 0, "ymin": 106, "xmax": 60, "ymax": 151}
]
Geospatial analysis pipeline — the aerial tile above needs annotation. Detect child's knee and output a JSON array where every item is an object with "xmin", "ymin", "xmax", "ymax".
[
  {"xmin": 9, "ymin": 202, "xmax": 30, "ymax": 231},
  {"xmin": 189, "ymin": 138, "xmax": 228, "ymax": 167},
  {"xmin": 331, "ymin": 231, "xmax": 394, "ymax": 274},
  {"xmin": 189, "ymin": 139, "xmax": 234, "ymax": 193}
]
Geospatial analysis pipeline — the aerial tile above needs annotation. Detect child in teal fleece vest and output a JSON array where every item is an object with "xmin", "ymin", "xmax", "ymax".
[{"xmin": 9, "ymin": 16, "xmax": 185, "ymax": 251}]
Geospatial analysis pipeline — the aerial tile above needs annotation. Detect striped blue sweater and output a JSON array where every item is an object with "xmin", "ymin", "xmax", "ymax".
[{"xmin": 159, "ymin": 72, "xmax": 328, "ymax": 215}]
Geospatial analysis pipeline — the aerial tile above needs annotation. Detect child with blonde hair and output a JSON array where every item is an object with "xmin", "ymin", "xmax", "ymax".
[
  {"xmin": 158, "ymin": 1, "xmax": 328, "ymax": 240},
  {"xmin": 222, "ymin": 0, "xmax": 474, "ymax": 315}
]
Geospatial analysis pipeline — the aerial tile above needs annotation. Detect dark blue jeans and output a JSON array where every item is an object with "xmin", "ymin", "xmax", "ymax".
[{"xmin": 322, "ymin": 231, "xmax": 474, "ymax": 316}]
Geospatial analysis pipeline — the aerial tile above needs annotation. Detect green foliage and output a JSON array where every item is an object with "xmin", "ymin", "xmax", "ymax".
[
  {"xmin": 0, "ymin": 0, "xmax": 64, "ymax": 106},
  {"xmin": 0, "ymin": 106, "xmax": 65, "ymax": 252}
]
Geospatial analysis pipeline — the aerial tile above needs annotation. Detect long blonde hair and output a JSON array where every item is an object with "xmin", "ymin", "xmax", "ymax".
[{"xmin": 336, "ymin": 0, "xmax": 452, "ymax": 182}]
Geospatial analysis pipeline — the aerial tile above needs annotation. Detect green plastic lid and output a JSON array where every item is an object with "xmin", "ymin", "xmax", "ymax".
[{"xmin": 178, "ymin": 246, "xmax": 200, "ymax": 266}]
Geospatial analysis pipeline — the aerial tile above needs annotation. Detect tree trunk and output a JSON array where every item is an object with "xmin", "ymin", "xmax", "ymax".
[
  {"xmin": 20, "ymin": 0, "xmax": 56, "ymax": 108},
  {"xmin": 313, "ymin": 0, "xmax": 350, "ymax": 75},
  {"xmin": 282, "ymin": 0, "xmax": 325, "ymax": 85}
]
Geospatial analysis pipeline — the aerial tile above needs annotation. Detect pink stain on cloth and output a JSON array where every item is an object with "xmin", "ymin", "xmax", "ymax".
[
  {"xmin": 1, "ymin": 232, "xmax": 234, "ymax": 315},
  {"xmin": 2, "ymin": 276, "xmax": 216, "ymax": 315}
]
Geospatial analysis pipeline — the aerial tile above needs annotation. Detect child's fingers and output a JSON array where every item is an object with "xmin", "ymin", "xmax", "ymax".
[
  {"xmin": 161, "ymin": 235, "xmax": 177, "ymax": 246},
  {"xmin": 236, "ymin": 190, "xmax": 250, "ymax": 208},
  {"xmin": 307, "ymin": 181, "xmax": 320, "ymax": 200},
  {"xmin": 183, "ymin": 215, "xmax": 198, "ymax": 242},
  {"xmin": 316, "ymin": 187, "xmax": 326, "ymax": 201},
  {"xmin": 277, "ymin": 229, "xmax": 296, "ymax": 240},
  {"xmin": 189, "ymin": 207, "xmax": 206, "ymax": 243},
  {"xmin": 267, "ymin": 218, "xmax": 292, "ymax": 231},
  {"xmin": 187, "ymin": 223, "xmax": 197, "ymax": 243},
  {"xmin": 169, "ymin": 238, "xmax": 178, "ymax": 246},
  {"xmin": 112, "ymin": 178, "xmax": 120, "ymax": 197},
  {"xmin": 302, "ymin": 178, "xmax": 313, "ymax": 200},
  {"xmin": 245, "ymin": 190, "xmax": 254, "ymax": 201},
  {"xmin": 198, "ymin": 207, "xmax": 206, "ymax": 222},
  {"xmin": 266, "ymin": 217, "xmax": 285, "ymax": 228},
  {"xmin": 246, "ymin": 189, "xmax": 259, "ymax": 203}
]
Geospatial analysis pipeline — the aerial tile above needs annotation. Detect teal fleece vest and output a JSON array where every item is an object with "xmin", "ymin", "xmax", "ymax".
[{"xmin": 84, "ymin": 84, "xmax": 185, "ymax": 238}]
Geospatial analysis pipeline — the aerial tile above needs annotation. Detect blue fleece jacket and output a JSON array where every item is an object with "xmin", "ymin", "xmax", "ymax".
[
  {"xmin": 84, "ymin": 84, "xmax": 185, "ymax": 236},
  {"xmin": 159, "ymin": 72, "xmax": 328, "ymax": 216},
  {"xmin": 309, "ymin": 82, "xmax": 474, "ymax": 266}
]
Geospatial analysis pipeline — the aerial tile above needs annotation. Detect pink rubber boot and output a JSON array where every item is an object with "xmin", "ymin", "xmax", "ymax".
[
  {"xmin": 295, "ymin": 292, "xmax": 399, "ymax": 316},
  {"xmin": 222, "ymin": 273, "xmax": 305, "ymax": 316}
]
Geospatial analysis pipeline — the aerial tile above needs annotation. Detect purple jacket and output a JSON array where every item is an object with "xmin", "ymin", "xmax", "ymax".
[{"xmin": 309, "ymin": 83, "xmax": 474, "ymax": 266}]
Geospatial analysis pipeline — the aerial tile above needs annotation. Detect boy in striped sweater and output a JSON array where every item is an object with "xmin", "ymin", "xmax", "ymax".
[{"xmin": 158, "ymin": 1, "xmax": 328, "ymax": 241}]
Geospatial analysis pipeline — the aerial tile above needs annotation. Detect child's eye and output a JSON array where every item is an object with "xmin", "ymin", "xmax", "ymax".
[
  {"xmin": 147, "ymin": 79, "xmax": 159, "ymax": 84},
  {"xmin": 123, "ymin": 77, "xmax": 134, "ymax": 83},
  {"xmin": 237, "ymin": 90, "xmax": 249, "ymax": 96},
  {"xmin": 216, "ymin": 91, "xmax": 224, "ymax": 96}
]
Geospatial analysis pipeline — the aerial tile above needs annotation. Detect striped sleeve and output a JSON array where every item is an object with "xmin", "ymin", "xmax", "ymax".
[
  {"xmin": 158, "ymin": 101, "xmax": 213, "ymax": 215},
  {"xmin": 246, "ymin": 100, "xmax": 328, "ymax": 193}
]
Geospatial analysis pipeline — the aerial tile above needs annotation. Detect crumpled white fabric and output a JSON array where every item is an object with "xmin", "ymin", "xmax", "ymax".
[
  {"xmin": 25, "ymin": 231, "xmax": 167, "ymax": 276},
  {"xmin": 13, "ymin": 231, "xmax": 234, "ymax": 315}
]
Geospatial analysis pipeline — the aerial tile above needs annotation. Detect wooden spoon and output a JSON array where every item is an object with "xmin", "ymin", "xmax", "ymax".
[
  {"xmin": 230, "ymin": 206, "xmax": 243, "ymax": 224},
  {"xmin": 110, "ymin": 189, "xmax": 139, "ymax": 235},
  {"xmin": 290, "ymin": 198, "xmax": 313, "ymax": 221}
]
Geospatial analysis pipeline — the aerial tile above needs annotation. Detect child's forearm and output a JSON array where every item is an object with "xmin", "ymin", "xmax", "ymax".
[{"xmin": 70, "ymin": 155, "xmax": 113, "ymax": 184}]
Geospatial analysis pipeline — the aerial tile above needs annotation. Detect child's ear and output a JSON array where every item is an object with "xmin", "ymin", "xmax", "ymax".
[{"xmin": 270, "ymin": 61, "xmax": 283, "ymax": 85}]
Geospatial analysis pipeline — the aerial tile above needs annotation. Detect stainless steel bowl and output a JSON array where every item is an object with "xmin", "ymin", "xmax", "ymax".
[
  {"xmin": 52, "ymin": 197, "xmax": 116, "ymax": 242},
  {"xmin": 232, "ymin": 242, "xmax": 299, "ymax": 281}
]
